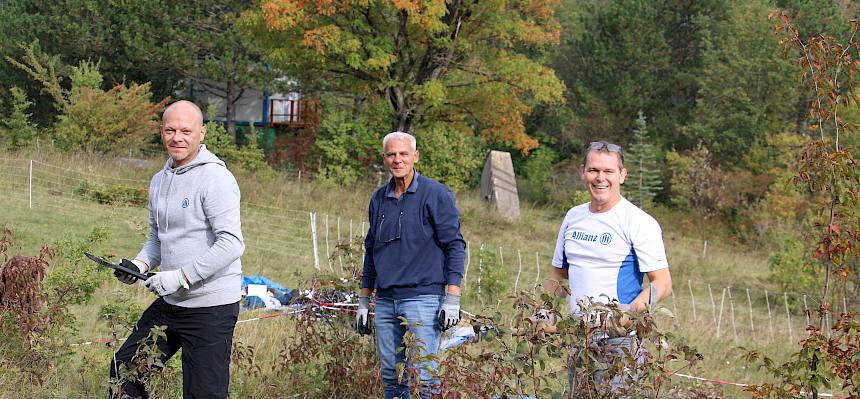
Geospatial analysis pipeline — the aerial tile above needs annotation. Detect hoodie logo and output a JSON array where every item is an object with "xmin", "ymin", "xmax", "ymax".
[{"xmin": 181, "ymin": 198, "xmax": 190, "ymax": 208}]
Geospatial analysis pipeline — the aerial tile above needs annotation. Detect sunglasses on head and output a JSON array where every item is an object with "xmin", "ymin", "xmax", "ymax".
[{"xmin": 589, "ymin": 141, "xmax": 622, "ymax": 153}]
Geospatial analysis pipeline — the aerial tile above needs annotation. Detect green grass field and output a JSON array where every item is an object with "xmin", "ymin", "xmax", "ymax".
[{"xmin": 0, "ymin": 149, "xmax": 849, "ymax": 398}]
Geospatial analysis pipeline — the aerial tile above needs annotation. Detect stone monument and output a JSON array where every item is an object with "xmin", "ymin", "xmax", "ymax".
[{"xmin": 480, "ymin": 150, "xmax": 520, "ymax": 220}]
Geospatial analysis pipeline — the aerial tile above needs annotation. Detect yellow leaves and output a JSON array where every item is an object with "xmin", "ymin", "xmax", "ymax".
[
  {"xmin": 364, "ymin": 53, "xmax": 397, "ymax": 71},
  {"xmin": 391, "ymin": 0, "xmax": 447, "ymax": 32}
]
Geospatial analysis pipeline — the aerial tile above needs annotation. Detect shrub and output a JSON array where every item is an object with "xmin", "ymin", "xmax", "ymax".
[
  {"xmin": 312, "ymin": 105, "xmax": 386, "ymax": 186},
  {"xmin": 517, "ymin": 144, "xmax": 559, "ymax": 205},
  {"xmin": 414, "ymin": 122, "xmax": 484, "ymax": 192},
  {"xmin": 0, "ymin": 228, "xmax": 58, "ymax": 385},
  {"xmin": 466, "ymin": 245, "xmax": 509, "ymax": 309},
  {"xmin": 0, "ymin": 87, "xmax": 40, "ymax": 150},
  {"xmin": 8, "ymin": 44, "xmax": 167, "ymax": 153},
  {"xmin": 75, "ymin": 181, "xmax": 148, "ymax": 207},
  {"xmin": 203, "ymin": 118, "xmax": 271, "ymax": 173}
]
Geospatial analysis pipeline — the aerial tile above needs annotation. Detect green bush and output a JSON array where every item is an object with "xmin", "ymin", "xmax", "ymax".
[
  {"xmin": 75, "ymin": 181, "xmax": 148, "ymax": 207},
  {"xmin": 0, "ymin": 87, "xmax": 40, "ymax": 150},
  {"xmin": 414, "ymin": 122, "xmax": 484, "ymax": 191},
  {"xmin": 466, "ymin": 245, "xmax": 509, "ymax": 309},
  {"xmin": 312, "ymin": 103, "xmax": 386, "ymax": 186},
  {"xmin": 0, "ymin": 226, "xmax": 109, "ymax": 388},
  {"xmin": 9, "ymin": 44, "xmax": 167, "ymax": 154},
  {"xmin": 517, "ymin": 145, "xmax": 559, "ymax": 204},
  {"xmin": 203, "ymin": 119, "xmax": 271, "ymax": 173}
]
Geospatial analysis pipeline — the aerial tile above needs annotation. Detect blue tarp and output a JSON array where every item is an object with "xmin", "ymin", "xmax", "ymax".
[{"xmin": 241, "ymin": 275, "xmax": 292, "ymax": 309}]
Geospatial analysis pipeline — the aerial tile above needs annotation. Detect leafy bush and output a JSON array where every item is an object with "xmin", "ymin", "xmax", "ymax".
[
  {"xmin": 8, "ymin": 44, "xmax": 167, "ymax": 153},
  {"xmin": 768, "ymin": 232, "xmax": 821, "ymax": 297},
  {"xmin": 203, "ymin": 118, "xmax": 271, "ymax": 173},
  {"xmin": 0, "ymin": 87, "xmax": 40, "ymax": 150},
  {"xmin": 517, "ymin": 144, "xmax": 559, "ymax": 205},
  {"xmin": 413, "ymin": 122, "xmax": 484, "ymax": 191},
  {"xmin": 0, "ymin": 225, "xmax": 111, "ymax": 391},
  {"xmin": 466, "ymin": 245, "xmax": 509, "ymax": 309},
  {"xmin": 75, "ymin": 181, "xmax": 148, "ymax": 207},
  {"xmin": 312, "ymin": 104, "xmax": 386, "ymax": 186}
]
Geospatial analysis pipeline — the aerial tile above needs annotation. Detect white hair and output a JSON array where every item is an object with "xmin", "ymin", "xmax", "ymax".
[{"xmin": 382, "ymin": 131, "xmax": 416, "ymax": 152}]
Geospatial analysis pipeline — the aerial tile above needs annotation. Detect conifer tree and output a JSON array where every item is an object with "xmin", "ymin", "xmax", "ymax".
[{"xmin": 624, "ymin": 111, "xmax": 663, "ymax": 208}]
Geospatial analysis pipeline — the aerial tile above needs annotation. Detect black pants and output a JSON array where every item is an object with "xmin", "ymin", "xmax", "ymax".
[{"xmin": 109, "ymin": 297, "xmax": 239, "ymax": 399}]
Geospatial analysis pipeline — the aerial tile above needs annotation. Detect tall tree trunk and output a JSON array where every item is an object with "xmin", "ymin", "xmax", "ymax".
[{"xmin": 227, "ymin": 78, "xmax": 238, "ymax": 144}]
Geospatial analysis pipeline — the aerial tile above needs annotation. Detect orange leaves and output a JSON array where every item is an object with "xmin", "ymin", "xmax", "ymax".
[
  {"xmin": 260, "ymin": 0, "xmax": 350, "ymax": 30},
  {"xmin": 514, "ymin": 0, "xmax": 562, "ymax": 46},
  {"xmin": 392, "ymin": 0, "xmax": 420, "ymax": 13},
  {"xmin": 303, "ymin": 25, "xmax": 341, "ymax": 53},
  {"xmin": 261, "ymin": 0, "xmax": 304, "ymax": 30}
]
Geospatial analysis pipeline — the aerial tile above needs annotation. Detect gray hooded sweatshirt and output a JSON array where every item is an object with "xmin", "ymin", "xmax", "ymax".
[{"xmin": 136, "ymin": 144, "xmax": 244, "ymax": 307}]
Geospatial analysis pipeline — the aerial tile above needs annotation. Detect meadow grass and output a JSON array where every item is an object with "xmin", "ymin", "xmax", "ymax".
[{"xmin": 0, "ymin": 149, "xmax": 846, "ymax": 398}]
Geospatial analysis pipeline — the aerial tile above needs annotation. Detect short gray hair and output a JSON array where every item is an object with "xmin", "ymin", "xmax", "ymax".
[{"xmin": 382, "ymin": 131, "xmax": 417, "ymax": 152}]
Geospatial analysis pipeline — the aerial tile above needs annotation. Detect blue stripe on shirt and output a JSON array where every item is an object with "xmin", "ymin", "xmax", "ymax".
[{"xmin": 616, "ymin": 248, "xmax": 643, "ymax": 304}]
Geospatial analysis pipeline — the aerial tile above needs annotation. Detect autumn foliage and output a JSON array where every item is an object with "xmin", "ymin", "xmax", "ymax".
[{"xmin": 250, "ymin": 0, "xmax": 565, "ymax": 153}]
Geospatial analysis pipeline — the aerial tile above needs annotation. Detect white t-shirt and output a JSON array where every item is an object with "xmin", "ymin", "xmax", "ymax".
[{"xmin": 552, "ymin": 197, "xmax": 669, "ymax": 313}]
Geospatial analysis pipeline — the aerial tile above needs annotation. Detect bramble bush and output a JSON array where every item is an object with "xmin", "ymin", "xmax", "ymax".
[
  {"xmin": 0, "ymin": 225, "xmax": 114, "ymax": 392},
  {"xmin": 271, "ymin": 237, "xmax": 706, "ymax": 398}
]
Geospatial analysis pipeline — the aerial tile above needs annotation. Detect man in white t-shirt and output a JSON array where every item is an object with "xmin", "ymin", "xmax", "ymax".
[
  {"xmin": 546, "ymin": 141, "xmax": 673, "ymax": 396},
  {"xmin": 548, "ymin": 140, "xmax": 672, "ymax": 312}
]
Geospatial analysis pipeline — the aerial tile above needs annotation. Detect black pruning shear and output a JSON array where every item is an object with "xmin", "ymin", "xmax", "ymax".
[{"xmin": 84, "ymin": 252, "xmax": 153, "ymax": 281}]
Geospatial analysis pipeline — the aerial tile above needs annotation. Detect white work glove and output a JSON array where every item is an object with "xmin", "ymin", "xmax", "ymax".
[
  {"xmin": 438, "ymin": 293, "xmax": 461, "ymax": 331},
  {"xmin": 355, "ymin": 296, "xmax": 372, "ymax": 335},
  {"xmin": 144, "ymin": 270, "xmax": 189, "ymax": 296},
  {"xmin": 115, "ymin": 259, "xmax": 148, "ymax": 285}
]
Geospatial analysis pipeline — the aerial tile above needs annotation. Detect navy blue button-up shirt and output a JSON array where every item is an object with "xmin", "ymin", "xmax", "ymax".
[{"xmin": 361, "ymin": 171, "xmax": 466, "ymax": 299}]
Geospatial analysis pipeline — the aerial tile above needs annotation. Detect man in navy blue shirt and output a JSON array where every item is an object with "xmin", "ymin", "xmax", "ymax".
[{"xmin": 355, "ymin": 131, "xmax": 466, "ymax": 399}]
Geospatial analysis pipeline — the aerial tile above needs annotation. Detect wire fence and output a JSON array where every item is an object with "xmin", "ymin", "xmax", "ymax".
[{"xmin": 1, "ymin": 157, "xmax": 856, "ymax": 351}]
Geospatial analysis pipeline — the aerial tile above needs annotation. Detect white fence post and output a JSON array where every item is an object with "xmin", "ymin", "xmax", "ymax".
[
  {"xmin": 688, "ymin": 280, "xmax": 697, "ymax": 322},
  {"xmin": 765, "ymin": 290, "xmax": 774, "ymax": 343},
  {"xmin": 310, "ymin": 212, "xmax": 319, "ymax": 269},
  {"xmin": 784, "ymin": 292, "xmax": 793, "ymax": 344},
  {"xmin": 463, "ymin": 241, "xmax": 470, "ymax": 287},
  {"xmin": 746, "ymin": 288, "xmax": 755, "ymax": 341},
  {"xmin": 728, "ymin": 287, "xmax": 738, "ymax": 342},
  {"xmin": 514, "ymin": 250, "xmax": 522, "ymax": 293},
  {"xmin": 325, "ymin": 214, "xmax": 333, "ymax": 272},
  {"xmin": 717, "ymin": 288, "xmax": 726, "ymax": 338},
  {"xmin": 28, "ymin": 160, "xmax": 33, "ymax": 209}
]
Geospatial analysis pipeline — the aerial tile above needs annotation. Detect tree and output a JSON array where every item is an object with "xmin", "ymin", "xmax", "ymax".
[
  {"xmin": 666, "ymin": 144, "xmax": 727, "ymax": 242},
  {"xmin": 184, "ymin": 0, "xmax": 285, "ymax": 141},
  {"xmin": 248, "ymin": 0, "xmax": 565, "ymax": 153},
  {"xmin": 624, "ymin": 111, "xmax": 662, "ymax": 209},
  {"xmin": 554, "ymin": 0, "xmax": 726, "ymax": 149},
  {"xmin": 685, "ymin": 0, "xmax": 798, "ymax": 166},
  {"xmin": 0, "ymin": 0, "xmax": 281, "ymax": 141},
  {"xmin": 0, "ymin": 87, "xmax": 40, "ymax": 150},
  {"xmin": 8, "ymin": 45, "xmax": 167, "ymax": 153}
]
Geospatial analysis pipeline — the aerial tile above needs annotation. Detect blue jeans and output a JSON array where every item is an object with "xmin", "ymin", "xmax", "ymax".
[{"xmin": 374, "ymin": 294, "xmax": 443, "ymax": 399}]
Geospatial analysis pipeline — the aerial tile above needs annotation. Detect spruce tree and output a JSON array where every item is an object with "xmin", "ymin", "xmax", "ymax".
[{"xmin": 625, "ymin": 111, "xmax": 663, "ymax": 209}]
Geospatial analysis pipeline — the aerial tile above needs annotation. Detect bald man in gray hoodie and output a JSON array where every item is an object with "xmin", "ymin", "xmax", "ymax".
[{"xmin": 109, "ymin": 100, "xmax": 244, "ymax": 398}]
